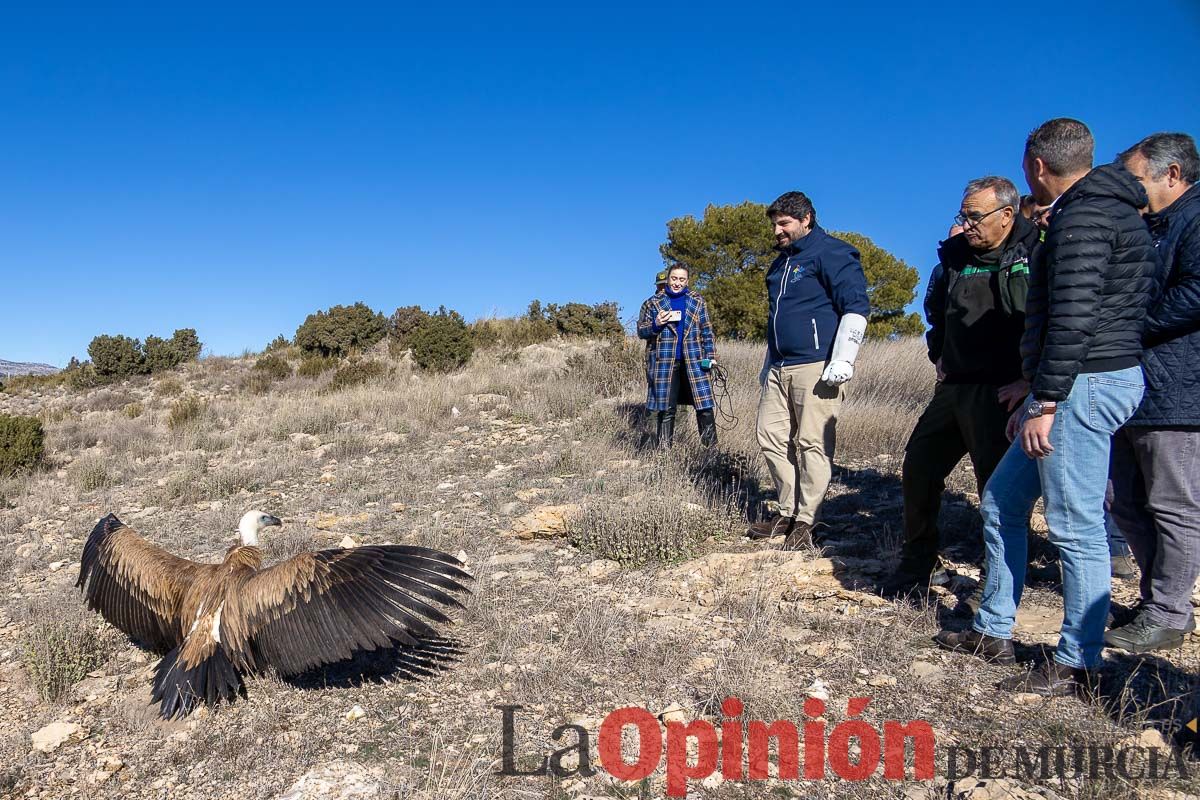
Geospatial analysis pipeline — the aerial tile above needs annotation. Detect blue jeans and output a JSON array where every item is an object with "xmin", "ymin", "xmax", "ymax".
[{"xmin": 973, "ymin": 367, "xmax": 1145, "ymax": 669}]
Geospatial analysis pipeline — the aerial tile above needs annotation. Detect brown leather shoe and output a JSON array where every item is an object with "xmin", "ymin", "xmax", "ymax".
[
  {"xmin": 781, "ymin": 521, "xmax": 816, "ymax": 551},
  {"xmin": 746, "ymin": 514, "xmax": 794, "ymax": 541},
  {"xmin": 998, "ymin": 660, "xmax": 1093, "ymax": 697},
  {"xmin": 933, "ymin": 628, "xmax": 1016, "ymax": 665}
]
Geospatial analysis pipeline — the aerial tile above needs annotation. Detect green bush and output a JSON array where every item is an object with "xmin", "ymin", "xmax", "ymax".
[
  {"xmin": 389, "ymin": 305, "xmax": 431, "ymax": 350},
  {"xmin": 64, "ymin": 358, "xmax": 98, "ymax": 391},
  {"xmin": 410, "ymin": 307, "xmax": 475, "ymax": 373},
  {"xmin": 121, "ymin": 402, "xmax": 144, "ymax": 419},
  {"xmin": 21, "ymin": 598, "xmax": 118, "ymax": 702},
  {"xmin": 167, "ymin": 395, "xmax": 203, "ymax": 430},
  {"xmin": 265, "ymin": 334, "xmax": 291, "ymax": 352},
  {"xmin": 0, "ymin": 415, "xmax": 45, "ymax": 477},
  {"xmin": 297, "ymin": 355, "xmax": 338, "ymax": 378},
  {"xmin": 566, "ymin": 499, "xmax": 712, "ymax": 566},
  {"xmin": 322, "ymin": 360, "xmax": 389, "ymax": 393},
  {"xmin": 154, "ymin": 376, "xmax": 183, "ymax": 397},
  {"xmin": 88, "ymin": 334, "xmax": 146, "ymax": 378},
  {"xmin": 294, "ymin": 302, "xmax": 388, "ymax": 358},
  {"xmin": 68, "ymin": 454, "xmax": 111, "ymax": 491},
  {"xmin": 253, "ymin": 353, "xmax": 293, "ymax": 381},
  {"xmin": 546, "ymin": 301, "xmax": 624, "ymax": 338}
]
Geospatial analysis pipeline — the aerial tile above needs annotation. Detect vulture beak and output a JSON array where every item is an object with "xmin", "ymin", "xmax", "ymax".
[{"xmin": 264, "ymin": 515, "xmax": 283, "ymax": 528}]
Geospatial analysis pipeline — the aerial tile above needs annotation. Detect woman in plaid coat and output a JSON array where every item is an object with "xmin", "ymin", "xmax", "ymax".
[{"xmin": 636, "ymin": 265, "xmax": 718, "ymax": 447}]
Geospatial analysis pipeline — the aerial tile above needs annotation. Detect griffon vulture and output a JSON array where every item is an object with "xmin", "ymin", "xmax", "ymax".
[{"xmin": 77, "ymin": 510, "xmax": 472, "ymax": 719}]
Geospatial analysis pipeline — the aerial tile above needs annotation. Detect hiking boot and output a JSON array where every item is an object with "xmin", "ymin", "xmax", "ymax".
[
  {"xmin": 781, "ymin": 521, "xmax": 815, "ymax": 552},
  {"xmin": 932, "ymin": 628, "xmax": 1016, "ymax": 665},
  {"xmin": 746, "ymin": 514, "xmax": 794, "ymax": 541},
  {"xmin": 998, "ymin": 660, "xmax": 1094, "ymax": 698},
  {"xmin": 1110, "ymin": 554, "xmax": 1138, "ymax": 581},
  {"xmin": 957, "ymin": 584, "xmax": 985, "ymax": 617},
  {"xmin": 1104, "ymin": 611, "xmax": 1190, "ymax": 653},
  {"xmin": 1107, "ymin": 600, "xmax": 1144, "ymax": 629}
]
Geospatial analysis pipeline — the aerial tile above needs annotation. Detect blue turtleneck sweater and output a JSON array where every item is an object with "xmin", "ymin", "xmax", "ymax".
[{"xmin": 665, "ymin": 286, "xmax": 689, "ymax": 360}]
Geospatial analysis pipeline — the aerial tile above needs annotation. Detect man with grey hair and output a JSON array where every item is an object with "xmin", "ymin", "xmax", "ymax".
[
  {"xmin": 1105, "ymin": 132, "xmax": 1200, "ymax": 652},
  {"xmin": 882, "ymin": 175, "xmax": 1040, "ymax": 602}
]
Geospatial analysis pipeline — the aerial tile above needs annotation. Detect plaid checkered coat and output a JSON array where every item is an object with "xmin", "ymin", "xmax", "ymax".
[{"xmin": 636, "ymin": 290, "xmax": 717, "ymax": 411}]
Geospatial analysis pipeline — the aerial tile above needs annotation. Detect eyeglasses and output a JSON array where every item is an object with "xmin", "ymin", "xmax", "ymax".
[{"xmin": 954, "ymin": 205, "xmax": 1008, "ymax": 228}]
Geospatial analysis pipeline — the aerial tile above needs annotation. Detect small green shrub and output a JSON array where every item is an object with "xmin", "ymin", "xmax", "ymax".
[
  {"xmin": 410, "ymin": 307, "xmax": 475, "ymax": 373},
  {"xmin": 0, "ymin": 415, "xmax": 45, "ymax": 477},
  {"xmin": 253, "ymin": 353, "xmax": 293, "ymax": 381},
  {"xmin": 121, "ymin": 401, "xmax": 144, "ymax": 419},
  {"xmin": 167, "ymin": 395, "xmax": 203, "ymax": 430},
  {"xmin": 298, "ymin": 355, "xmax": 338, "ymax": 378},
  {"xmin": 322, "ymin": 360, "xmax": 389, "ymax": 393},
  {"xmin": 294, "ymin": 302, "xmax": 388, "ymax": 358},
  {"xmin": 528, "ymin": 299, "xmax": 624, "ymax": 339},
  {"xmin": 265, "ymin": 334, "xmax": 291, "ymax": 352},
  {"xmin": 64, "ymin": 359, "xmax": 99, "ymax": 391},
  {"xmin": 20, "ymin": 599, "xmax": 119, "ymax": 702}
]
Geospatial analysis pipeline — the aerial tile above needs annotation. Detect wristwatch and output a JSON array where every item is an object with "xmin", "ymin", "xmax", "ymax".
[{"xmin": 1025, "ymin": 399, "xmax": 1058, "ymax": 418}]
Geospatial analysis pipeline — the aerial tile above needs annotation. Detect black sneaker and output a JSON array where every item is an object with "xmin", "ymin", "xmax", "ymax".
[{"xmin": 1105, "ymin": 611, "xmax": 1190, "ymax": 653}]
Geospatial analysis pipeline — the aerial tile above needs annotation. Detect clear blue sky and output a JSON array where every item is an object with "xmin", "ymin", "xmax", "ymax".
[{"xmin": 4, "ymin": 2, "xmax": 1199, "ymax": 366}]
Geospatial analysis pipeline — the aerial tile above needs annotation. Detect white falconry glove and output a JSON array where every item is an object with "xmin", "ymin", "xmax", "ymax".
[{"xmin": 820, "ymin": 313, "xmax": 867, "ymax": 386}]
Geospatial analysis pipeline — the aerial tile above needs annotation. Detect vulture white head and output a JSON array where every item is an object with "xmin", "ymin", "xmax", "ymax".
[{"xmin": 238, "ymin": 510, "xmax": 282, "ymax": 546}]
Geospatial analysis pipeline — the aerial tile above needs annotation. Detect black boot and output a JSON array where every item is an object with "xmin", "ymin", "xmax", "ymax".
[
  {"xmin": 655, "ymin": 410, "xmax": 676, "ymax": 449},
  {"xmin": 696, "ymin": 409, "xmax": 717, "ymax": 447}
]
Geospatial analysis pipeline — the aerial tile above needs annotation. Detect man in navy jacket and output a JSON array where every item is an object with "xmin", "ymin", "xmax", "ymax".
[
  {"xmin": 747, "ymin": 191, "xmax": 870, "ymax": 549},
  {"xmin": 1107, "ymin": 132, "xmax": 1200, "ymax": 653}
]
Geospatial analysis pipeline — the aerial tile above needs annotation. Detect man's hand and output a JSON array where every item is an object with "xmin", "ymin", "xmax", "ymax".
[
  {"xmin": 1020, "ymin": 415, "xmax": 1055, "ymax": 458},
  {"xmin": 998, "ymin": 378, "xmax": 1031, "ymax": 412},
  {"xmin": 655, "ymin": 309, "xmax": 672, "ymax": 327},
  {"xmin": 935, "ymin": 357, "xmax": 945, "ymax": 383},
  {"xmin": 821, "ymin": 360, "xmax": 854, "ymax": 386},
  {"xmin": 1005, "ymin": 408, "xmax": 1024, "ymax": 443}
]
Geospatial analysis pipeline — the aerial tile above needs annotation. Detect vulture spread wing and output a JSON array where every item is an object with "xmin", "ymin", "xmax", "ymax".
[
  {"xmin": 229, "ymin": 545, "xmax": 472, "ymax": 676},
  {"xmin": 77, "ymin": 514, "xmax": 207, "ymax": 654}
]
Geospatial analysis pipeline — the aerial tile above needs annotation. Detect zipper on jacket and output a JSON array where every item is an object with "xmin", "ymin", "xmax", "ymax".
[
  {"xmin": 773, "ymin": 256, "xmax": 792, "ymax": 356},
  {"xmin": 812, "ymin": 319, "xmax": 819, "ymax": 350}
]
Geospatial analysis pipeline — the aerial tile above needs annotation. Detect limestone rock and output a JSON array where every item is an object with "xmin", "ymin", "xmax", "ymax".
[
  {"xmin": 510, "ymin": 504, "xmax": 580, "ymax": 540},
  {"xmin": 31, "ymin": 721, "xmax": 85, "ymax": 753},
  {"xmin": 276, "ymin": 761, "xmax": 381, "ymax": 800}
]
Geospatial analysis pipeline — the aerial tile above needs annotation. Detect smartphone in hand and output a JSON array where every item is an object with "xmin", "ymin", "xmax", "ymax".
[{"xmin": 668, "ymin": 310, "xmax": 682, "ymax": 322}]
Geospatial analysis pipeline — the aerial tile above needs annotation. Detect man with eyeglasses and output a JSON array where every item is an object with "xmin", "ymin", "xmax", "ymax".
[
  {"xmin": 881, "ymin": 176, "xmax": 1039, "ymax": 604},
  {"xmin": 935, "ymin": 118, "xmax": 1157, "ymax": 698}
]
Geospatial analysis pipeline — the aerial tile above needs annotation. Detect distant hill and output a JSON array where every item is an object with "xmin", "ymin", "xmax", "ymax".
[{"xmin": 0, "ymin": 358, "xmax": 59, "ymax": 378}]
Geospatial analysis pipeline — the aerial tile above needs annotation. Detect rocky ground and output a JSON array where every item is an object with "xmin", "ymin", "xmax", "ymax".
[{"xmin": 0, "ymin": 338, "xmax": 1196, "ymax": 800}]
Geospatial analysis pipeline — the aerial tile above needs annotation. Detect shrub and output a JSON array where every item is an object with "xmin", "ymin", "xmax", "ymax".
[
  {"xmin": 121, "ymin": 402, "xmax": 144, "ymax": 419},
  {"xmin": 294, "ymin": 302, "xmax": 389, "ymax": 358},
  {"xmin": 389, "ymin": 305, "xmax": 431, "ymax": 350},
  {"xmin": 322, "ymin": 360, "xmax": 389, "ymax": 393},
  {"xmin": 566, "ymin": 339, "xmax": 644, "ymax": 397},
  {"xmin": 20, "ymin": 598, "xmax": 118, "ymax": 702},
  {"xmin": 167, "ymin": 395, "xmax": 203, "ymax": 430},
  {"xmin": 547, "ymin": 301, "xmax": 624, "ymax": 338},
  {"xmin": 0, "ymin": 415, "xmax": 45, "ymax": 477},
  {"xmin": 265, "ymin": 334, "xmax": 290, "ymax": 352},
  {"xmin": 64, "ymin": 359, "xmax": 98, "ymax": 391},
  {"xmin": 88, "ymin": 334, "xmax": 145, "ymax": 378},
  {"xmin": 68, "ymin": 454, "xmax": 111, "ymax": 491},
  {"xmin": 566, "ymin": 499, "xmax": 712, "ymax": 565},
  {"xmin": 410, "ymin": 307, "xmax": 475, "ymax": 373},
  {"xmin": 154, "ymin": 376, "xmax": 183, "ymax": 396},
  {"xmin": 253, "ymin": 354, "xmax": 293, "ymax": 381},
  {"xmin": 298, "ymin": 355, "xmax": 338, "ymax": 378}
]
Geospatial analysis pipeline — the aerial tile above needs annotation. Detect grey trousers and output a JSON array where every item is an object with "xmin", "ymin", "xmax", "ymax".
[{"xmin": 1108, "ymin": 426, "xmax": 1200, "ymax": 630}]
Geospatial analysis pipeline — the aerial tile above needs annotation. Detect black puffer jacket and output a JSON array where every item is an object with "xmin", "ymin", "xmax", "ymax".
[
  {"xmin": 1020, "ymin": 163, "xmax": 1157, "ymax": 401},
  {"xmin": 1128, "ymin": 182, "xmax": 1200, "ymax": 426}
]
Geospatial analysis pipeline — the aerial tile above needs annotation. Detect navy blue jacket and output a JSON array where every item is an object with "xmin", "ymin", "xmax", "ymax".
[
  {"xmin": 1128, "ymin": 182, "xmax": 1200, "ymax": 426},
  {"xmin": 765, "ymin": 226, "xmax": 870, "ymax": 366}
]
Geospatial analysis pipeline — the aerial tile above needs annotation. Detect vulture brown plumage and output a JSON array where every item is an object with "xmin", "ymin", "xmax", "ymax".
[{"xmin": 77, "ymin": 510, "xmax": 472, "ymax": 719}]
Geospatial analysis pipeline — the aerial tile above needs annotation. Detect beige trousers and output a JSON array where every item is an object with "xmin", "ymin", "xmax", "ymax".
[{"xmin": 755, "ymin": 361, "xmax": 844, "ymax": 524}]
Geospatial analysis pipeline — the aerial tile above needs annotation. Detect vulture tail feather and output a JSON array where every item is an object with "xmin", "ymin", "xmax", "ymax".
[{"xmin": 151, "ymin": 646, "xmax": 245, "ymax": 720}]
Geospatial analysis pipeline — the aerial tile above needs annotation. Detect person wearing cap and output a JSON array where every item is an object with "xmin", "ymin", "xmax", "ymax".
[{"xmin": 638, "ymin": 271, "xmax": 669, "ymax": 435}]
